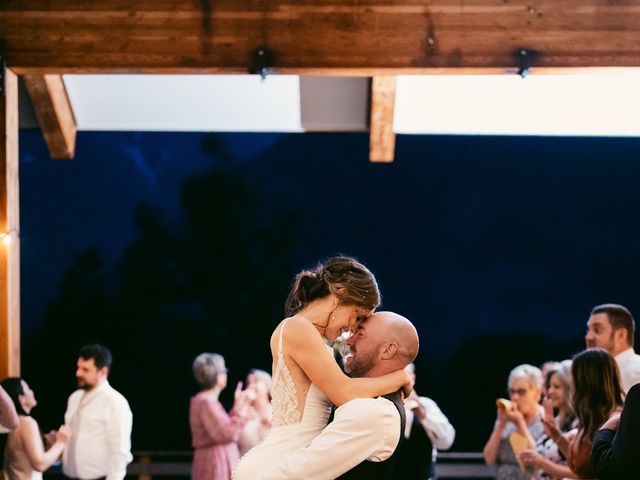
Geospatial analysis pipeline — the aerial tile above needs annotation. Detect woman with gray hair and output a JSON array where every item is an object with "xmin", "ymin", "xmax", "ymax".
[
  {"xmin": 189, "ymin": 353, "xmax": 250, "ymax": 480},
  {"xmin": 483, "ymin": 364, "xmax": 545, "ymax": 479}
]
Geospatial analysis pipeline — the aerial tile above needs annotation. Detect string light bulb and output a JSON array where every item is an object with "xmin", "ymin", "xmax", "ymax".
[{"xmin": 0, "ymin": 230, "xmax": 18, "ymax": 246}]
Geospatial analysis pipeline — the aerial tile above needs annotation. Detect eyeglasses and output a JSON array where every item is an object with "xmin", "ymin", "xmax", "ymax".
[{"xmin": 508, "ymin": 387, "xmax": 529, "ymax": 397}]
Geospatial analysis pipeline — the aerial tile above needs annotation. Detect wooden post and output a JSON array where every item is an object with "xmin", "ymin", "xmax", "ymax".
[
  {"xmin": 137, "ymin": 453, "xmax": 152, "ymax": 480},
  {"xmin": 369, "ymin": 76, "xmax": 397, "ymax": 163},
  {"xmin": 0, "ymin": 63, "xmax": 20, "ymax": 379}
]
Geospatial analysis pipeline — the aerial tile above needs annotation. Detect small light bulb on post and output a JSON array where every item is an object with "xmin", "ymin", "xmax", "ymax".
[{"xmin": 0, "ymin": 231, "xmax": 16, "ymax": 246}]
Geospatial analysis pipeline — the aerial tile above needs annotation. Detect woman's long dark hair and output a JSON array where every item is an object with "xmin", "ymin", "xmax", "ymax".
[
  {"xmin": 0, "ymin": 377, "xmax": 28, "ymax": 416},
  {"xmin": 571, "ymin": 349, "xmax": 624, "ymax": 454}
]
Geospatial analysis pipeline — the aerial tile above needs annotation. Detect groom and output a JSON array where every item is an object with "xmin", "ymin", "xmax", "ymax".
[{"xmin": 261, "ymin": 311, "xmax": 420, "ymax": 479}]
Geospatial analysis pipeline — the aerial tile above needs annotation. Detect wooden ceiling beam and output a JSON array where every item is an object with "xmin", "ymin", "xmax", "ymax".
[
  {"xmin": 23, "ymin": 75, "xmax": 76, "ymax": 160},
  {"xmin": 2, "ymin": 1, "xmax": 640, "ymax": 74},
  {"xmin": 369, "ymin": 76, "xmax": 396, "ymax": 163}
]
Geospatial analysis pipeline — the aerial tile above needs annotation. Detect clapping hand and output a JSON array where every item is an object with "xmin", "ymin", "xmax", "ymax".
[
  {"xmin": 406, "ymin": 388, "xmax": 419, "ymax": 400},
  {"xmin": 541, "ymin": 396, "xmax": 561, "ymax": 440},
  {"xmin": 233, "ymin": 381, "xmax": 252, "ymax": 415},
  {"xmin": 406, "ymin": 389, "xmax": 427, "ymax": 420},
  {"xmin": 542, "ymin": 396, "xmax": 555, "ymax": 423}
]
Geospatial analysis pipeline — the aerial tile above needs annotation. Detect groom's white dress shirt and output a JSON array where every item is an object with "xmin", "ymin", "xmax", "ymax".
[
  {"xmin": 260, "ymin": 396, "xmax": 401, "ymax": 480},
  {"xmin": 62, "ymin": 380, "xmax": 133, "ymax": 480}
]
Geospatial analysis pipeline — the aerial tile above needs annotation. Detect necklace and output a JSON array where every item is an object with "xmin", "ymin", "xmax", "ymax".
[{"xmin": 311, "ymin": 304, "xmax": 338, "ymax": 332}]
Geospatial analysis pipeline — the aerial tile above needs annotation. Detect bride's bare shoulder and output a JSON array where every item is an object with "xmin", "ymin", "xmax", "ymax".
[
  {"xmin": 271, "ymin": 315, "xmax": 318, "ymax": 344},
  {"xmin": 270, "ymin": 315, "xmax": 302, "ymax": 337}
]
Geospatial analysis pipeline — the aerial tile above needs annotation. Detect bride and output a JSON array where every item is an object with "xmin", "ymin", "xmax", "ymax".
[{"xmin": 234, "ymin": 256, "xmax": 411, "ymax": 479}]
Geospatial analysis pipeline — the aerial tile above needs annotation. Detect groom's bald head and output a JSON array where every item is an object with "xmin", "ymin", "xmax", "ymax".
[{"xmin": 344, "ymin": 311, "xmax": 419, "ymax": 378}]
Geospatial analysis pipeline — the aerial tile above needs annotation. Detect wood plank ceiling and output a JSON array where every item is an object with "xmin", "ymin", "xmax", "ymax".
[
  {"xmin": 2, "ymin": 1, "xmax": 640, "ymax": 74},
  {"xmin": 2, "ymin": 1, "xmax": 640, "ymax": 162}
]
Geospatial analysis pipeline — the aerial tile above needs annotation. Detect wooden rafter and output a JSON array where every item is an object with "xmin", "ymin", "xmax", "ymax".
[
  {"xmin": 23, "ymin": 75, "xmax": 77, "ymax": 160},
  {"xmin": 1, "ymin": 1, "xmax": 640, "ymax": 74},
  {"xmin": 0, "ymin": 65, "xmax": 20, "ymax": 378},
  {"xmin": 369, "ymin": 76, "xmax": 396, "ymax": 163}
]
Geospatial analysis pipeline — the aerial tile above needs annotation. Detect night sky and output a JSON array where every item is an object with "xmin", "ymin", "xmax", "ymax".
[{"xmin": 17, "ymin": 130, "xmax": 640, "ymax": 450}]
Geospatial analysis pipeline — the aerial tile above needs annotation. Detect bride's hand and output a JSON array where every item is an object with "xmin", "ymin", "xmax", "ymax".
[{"xmin": 400, "ymin": 370, "xmax": 413, "ymax": 399}]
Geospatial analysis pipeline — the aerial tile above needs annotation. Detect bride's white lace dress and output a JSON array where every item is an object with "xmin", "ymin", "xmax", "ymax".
[{"xmin": 233, "ymin": 318, "xmax": 332, "ymax": 479}]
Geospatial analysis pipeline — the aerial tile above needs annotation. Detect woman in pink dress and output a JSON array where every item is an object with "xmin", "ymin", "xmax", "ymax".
[{"xmin": 189, "ymin": 353, "xmax": 250, "ymax": 480}]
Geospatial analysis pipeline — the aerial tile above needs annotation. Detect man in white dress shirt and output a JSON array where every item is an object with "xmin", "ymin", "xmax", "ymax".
[
  {"xmin": 586, "ymin": 303, "xmax": 640, "ymax": 393},
  {"xmin": 261, "ymin": 311, "xmax": 420, "ymax": 480},
  {"xmin": 62, "ymin": 344, "xmax": 133, "ymax": 480},
  {"xmin": 395, "ymin": 363, "xmax": 455, "ymax": 480}
]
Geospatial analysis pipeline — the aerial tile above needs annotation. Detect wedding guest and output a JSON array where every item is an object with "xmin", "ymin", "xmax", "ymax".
[
  {"xmin": 585, "ymin": 303, "xmax": 640, "ymax": 392},
  {"xmin": 392, "ymin": 363, "xmax": 455, "ymax": 480},
  {"xmin": 0, "ymin": 383, "xmax": 20, "ymax": 472},
  {"xmin": 0, "ymin": 385, "xmax": 18, "ymax": 431},
  {"xmin": 520, "ymin": 360, "xmax": 575, "ymax": 479},
  {"xmin": 543, "ymin": 349, "xmax": 623, "ymax": 479},
  {"xmin": 539, "ymin": 362, "xmax": 560, "ymax": 395},
  {"xmin": 1, "ymin": 377, "xmax": 69, "ymax": 480},
  {"xmin": 483, "ymin": 364, "xmax": 544, "ymax": 480},
  {"xmin": 591, "ymin": 383, "xmax": 640, "ymax": 479},
  {"xmin": 190, "ymin": 353, "xmax": 250, "ymax": 480},
  {"xmin": 61, "ymin": 344, "xmax": 132, "ymax": 480},
  {"xmin": 237, "ymin": 369, "xmax": 272, "ymax": 456}
]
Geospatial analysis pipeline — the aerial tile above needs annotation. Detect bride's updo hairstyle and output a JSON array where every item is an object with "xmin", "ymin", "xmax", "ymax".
[{"xmin": 284, "ymin": 256, "xmax": 381, "ymax": 317}]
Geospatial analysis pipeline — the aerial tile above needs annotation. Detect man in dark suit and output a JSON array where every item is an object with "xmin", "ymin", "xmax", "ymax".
[
  {"xmin": 260, "ymin": 311, "xmax": 420, "ymax": 480},
  {"xmin": 590, "ymin": 382, "xmax": 640, "ymax": 479}
]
